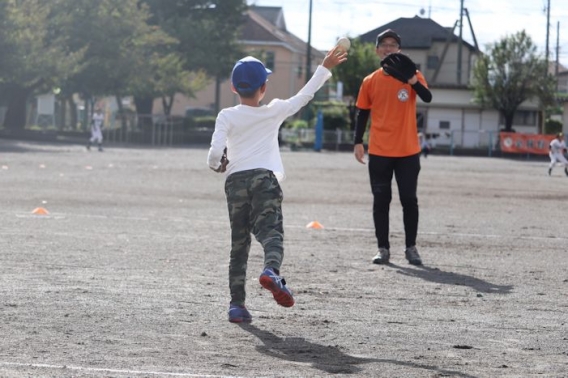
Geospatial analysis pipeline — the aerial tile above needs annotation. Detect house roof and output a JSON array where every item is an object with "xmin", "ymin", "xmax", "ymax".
[
  {"xmin": 241, "ymin": 6, "xmax": 324, "ymax": 58},
  {"xmin": 359, "ymin": 16, "xmax": 477, "ymax": 52},
  {"xmin": 249, "ymin": 5, "xmax": 287, "ymax": 31}
]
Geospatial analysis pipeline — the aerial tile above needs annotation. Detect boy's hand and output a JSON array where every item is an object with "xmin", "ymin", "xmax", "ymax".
[
  {"xmin": 322, "ymin": 46, "xmax": 348, "ymax": 70},
  {"xmin": 211, "ymin": 147, "xmax": 229, "ymax": 173}
]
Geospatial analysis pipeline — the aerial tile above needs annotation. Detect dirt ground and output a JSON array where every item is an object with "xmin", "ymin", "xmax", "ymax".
[{"xmin": 0, "ymin": 139, "xmax": 567, "ymax": 378}]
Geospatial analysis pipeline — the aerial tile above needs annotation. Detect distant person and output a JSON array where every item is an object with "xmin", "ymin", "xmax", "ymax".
[
  {"xmin": 87, "ymin": 108, "xmax": 104, "ymax": 152},
  {"xmin": 418, "ymin": 132, "xmax": 431, "ymax": 158},
  {"xmin": 353, "ymin": 29, "xmax": 432, "ymax": 266},
  {"xmin": 207, "ymin": 49, "xmax": 347, "ymax": 323},
  {"xmin": 548, "ymin": 132, "xmax": 568, "ymax": 176}
]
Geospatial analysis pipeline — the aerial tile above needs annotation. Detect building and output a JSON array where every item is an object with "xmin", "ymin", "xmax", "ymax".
[{"xmin": 359, "ymin": 16, "xmax": 542, "ymax": 148}]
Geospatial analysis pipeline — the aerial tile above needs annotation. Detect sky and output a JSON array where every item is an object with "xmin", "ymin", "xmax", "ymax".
[{"xmin": 247, "ymin": 0, "xmax": 568, "ymax": 68}]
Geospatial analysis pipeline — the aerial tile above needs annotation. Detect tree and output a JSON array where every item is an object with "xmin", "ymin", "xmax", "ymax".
[
  {"xmin": 471, "ymin": 30, "xmax": 556, "ymax": 132},
  {"xmin": 327, "ymin": 37, "xmax": 379, "ymax": 130},
  {"xmin": 0, "ymin": 0, "xmax": 85, "ymax": 130},
  {"xmin": 142, "ymin": 0, "xmax": 247, "ymax": 114},
  {"xmin": 60, "ymin": 0, "xmax": 178, "ymax": 127},
  {"xmin": 331, "ymin": 37, "xmax": 380, "ymax": 101}
]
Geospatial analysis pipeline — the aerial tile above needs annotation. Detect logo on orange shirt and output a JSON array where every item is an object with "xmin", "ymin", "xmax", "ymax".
[{"xmin": 397, "ymin": 89, "xmax": 409, "ymax": 102}]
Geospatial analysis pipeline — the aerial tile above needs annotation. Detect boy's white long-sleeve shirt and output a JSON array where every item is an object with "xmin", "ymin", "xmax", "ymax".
[
  {"xmin": 549, "ymin": 139, "xmax": 566, "ymax": 155},
  {"xmin": 207, "ymin": 65, "xmax": 332, "ymax": 181}
]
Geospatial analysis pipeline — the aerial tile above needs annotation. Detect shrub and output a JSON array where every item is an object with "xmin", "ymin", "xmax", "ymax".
[
  {"xmin": 184, "ymin": 115, "xmax": 216, "ymax": 130},
  {"xmin": 289, "ymin": 119, "xmax": 308, "ymax": 129},
  {"xmin": 320, "ymin": 106, "xmax": 349, "ymax": 130},
  {"xmin": 544, "ymin": 118, "xmax": 563, "ymax": 135}
]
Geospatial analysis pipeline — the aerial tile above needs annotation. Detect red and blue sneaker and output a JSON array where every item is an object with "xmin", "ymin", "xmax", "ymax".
[
  {"xmin": 228, "ymin": 304, "xmax": 252, "ymax": 323},
  {"xmin": 259, "ymin": 268, "xmax": 295, "ymax": 307}
]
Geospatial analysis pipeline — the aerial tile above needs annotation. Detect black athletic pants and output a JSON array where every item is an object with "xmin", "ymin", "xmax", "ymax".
[{"xmin": 368, "ymin": 153, "xmax": 421, "ymax": 250}]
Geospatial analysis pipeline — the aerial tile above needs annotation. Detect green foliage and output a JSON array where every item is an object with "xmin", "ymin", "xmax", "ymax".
[
  {"xmin": 544, "ymin": 119, "xmax": 563, "ymax": 135},
  {"xmin": 143, "ymin": 0, "xmax": 247, "ymax": 79},
  {"xmin": 288, "ymin": 119, "xmax": 309, "ymax": 130},
  {"xmin": 0, "ymin": 0, "xmax": 85, "ymax": 89},
  {"xmin": 0, "ymin": 0, "xmax": 87, "ymax": 129},
  {"xmin": 184, "ymin": 115, "xmax": 216, "ymax": 130},
  {"xmin": 331, "ymin": 37, "xmax": 380, "ymax": 100},
  {"xmin": 320, "ymin": 106, "xmax": 349, "ymax": 130},
  {"xmin": 311, "ymin": 101, "xmax": 350, "ymax": 130},
  {"xmin": 0, "ymin": 0, "xmax": 248, "ymax": 128},
  {"xmin": 471, "ymin": 30, "xmax": 555, "ymax": 131},
  {"xmin": 61, "ymin": 0, "xmax": 175, "ymax": 98}
]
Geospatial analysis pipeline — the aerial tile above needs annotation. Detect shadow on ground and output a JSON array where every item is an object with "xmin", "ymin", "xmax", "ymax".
[
  {"xmin": 239, "ymin": 324, "xmax": 479, "ymax": 377},
  {"xmin": 0, "ymin": 139, "xmax": 73, "ymax": 153},
  {"xmin": 391, "ymin": 264, "xmax": 513, "ymax": 294}
]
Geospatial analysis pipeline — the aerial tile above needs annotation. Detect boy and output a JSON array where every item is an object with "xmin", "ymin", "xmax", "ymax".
[
  {"xmin": 548, "ymin": 132, "xmax": 568, "ymax": 176},
  {"xmin": 87, "ymin": 108, "xmax": 104, "ymax": 152},
  {"xmin": 207, "ymin": 48, "xmax": 347, "ymax": 323}
]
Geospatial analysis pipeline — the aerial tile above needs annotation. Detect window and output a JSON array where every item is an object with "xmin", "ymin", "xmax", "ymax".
[
  {"xmin": 439, "ymin": 121, "xmax": 450, "ymax": 129},
  {"xmin": 265, "ymin": 51, "xmax": 275, "ymax": 71},
  {"xmin": 427, "ymin": 55, "xmax": 439, "ymax": 70}
]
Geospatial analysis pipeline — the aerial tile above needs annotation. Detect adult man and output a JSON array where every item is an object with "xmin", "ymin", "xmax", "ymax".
[
  {"xmin": 548, "ymin": 132, "xmax": 568, "ymax": 176},
  {"xmin": 353, "ymin": 29, "xmax": 432, "ymax": 266}
]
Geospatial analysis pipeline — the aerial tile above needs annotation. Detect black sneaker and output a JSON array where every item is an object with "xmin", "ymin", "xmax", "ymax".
[
  {"xmin": 405, "ymin": 246, "xmax": 422, "ymax": 266},
  {"xmin": 372, "ymin": 248, "xmax": 390, "ymax": 264},
  {"xmin": 548, "ymin": 168, "xmax": 552, "ymax": 176}
]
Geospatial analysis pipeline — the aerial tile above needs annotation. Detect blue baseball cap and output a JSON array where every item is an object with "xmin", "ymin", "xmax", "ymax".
[{"xmin": 231, "ymin": 56, "xmax": 272, "ymax": 94}]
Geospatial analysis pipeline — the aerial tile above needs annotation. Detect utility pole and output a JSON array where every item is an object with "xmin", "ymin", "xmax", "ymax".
[
  {"xmin": 555, "ymin": 22, "xmax": 559, "ymax": 76},
  {"xmin": 305, "ymin": 0, "xmax": 313, "ymax": 85},
  {"xmin": 545, "ymin": 0, "xmax": 550, "ymax": 73},
  {"xmin": 302, "ymin": 0, "xmax": 313, "ymax": 121},
  {"xmin": 542, "ymin": 0, "xmax": 551, "ymax": 134},
  {"xmin": 457, "ymin": 0, "xmax": 464, "ymax": 85},
  {"xmin": 555, "ymin": 21, "xmax": 560, "ymax": 91}
]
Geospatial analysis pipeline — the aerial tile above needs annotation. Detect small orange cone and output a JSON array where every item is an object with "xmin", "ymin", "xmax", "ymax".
[
  {"xmin": 306, "ymin": 221, "xmax": 324, "ymax": 229},
  {"xmin": 32, "ymin": 207, "xmax": 49, "ymax": 215}
]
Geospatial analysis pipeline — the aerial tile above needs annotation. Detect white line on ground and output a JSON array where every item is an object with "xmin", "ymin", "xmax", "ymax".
[
  {"xmin": 7, "ymin": 210, "xmax": 567, "ymax": 243},
  {"xmin": 0, "ymin": 361, "xmax": 244, "ymax": 378},
  {"xmin": 287, "ymin": 224, "xmax": 568, "ymax": 242}
]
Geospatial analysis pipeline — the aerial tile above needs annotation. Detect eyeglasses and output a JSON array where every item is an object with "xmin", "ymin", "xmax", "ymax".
[{"xmin": 378, "ymin": 43, "xmax": 399, "ymax": 49}]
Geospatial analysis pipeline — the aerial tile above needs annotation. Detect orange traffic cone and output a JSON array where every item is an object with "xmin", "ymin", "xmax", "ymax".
[
  {"xmin": 32, "ymin": 207, "xmax": 49, "ymax": 215},
  {"xmin": 306, "ymin": 221, "xmax": 324, "ymax": 229}
]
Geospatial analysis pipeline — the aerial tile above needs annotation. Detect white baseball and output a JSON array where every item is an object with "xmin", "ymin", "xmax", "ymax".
[{"xmin": 336, "ymin": 37, "xmax": 351, "ymax": 53}]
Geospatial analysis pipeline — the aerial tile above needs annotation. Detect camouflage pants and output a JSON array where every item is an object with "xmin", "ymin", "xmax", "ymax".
[{"xmin": 224, "ymin": 169, "xmax": 284, "ymax": 306}]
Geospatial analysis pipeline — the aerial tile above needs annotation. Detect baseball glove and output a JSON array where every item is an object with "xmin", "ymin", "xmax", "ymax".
[
  {"xmin": 212, "ymin": 147, "xmax": 229, "ymax": 173},
  {"xmin": 381, "ymin": 53, "xmax": 417, "ymax": 83}
]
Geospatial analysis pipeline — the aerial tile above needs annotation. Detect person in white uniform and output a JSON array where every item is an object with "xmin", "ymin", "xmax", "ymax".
[
  {"xmin": 87, "ymin": 108, "xmax": 104, "ymax": 151},
  {"xmin": 207, "ymin": 49, "xmax": 347, "ymax": 323},
  {"xmin": 548, "ymin": 132, "xmax": 567, "ymax": 176}
]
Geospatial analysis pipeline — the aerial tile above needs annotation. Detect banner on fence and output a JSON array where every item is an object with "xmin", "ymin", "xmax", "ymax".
[{"xmin": 499, "ymin": 132, "xmax": 555, "ymax": 155}]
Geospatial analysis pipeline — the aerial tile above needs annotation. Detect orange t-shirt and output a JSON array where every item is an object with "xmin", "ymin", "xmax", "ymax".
[{"xmin": 356, "ymin": 68, "xmax": 427, "ymax": 157}]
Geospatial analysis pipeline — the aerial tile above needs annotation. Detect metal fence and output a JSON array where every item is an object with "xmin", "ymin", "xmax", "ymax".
[
  {"xmin": 280, "ymin": 128, "xmax": 503, "ymax": 155},
  {"xmin": 429, "ymin": 130, "xmax": 499, "ymax": 156},
  {"xmin": 103, "ymin": 114, "xmax": 212, "ymax": 146},
  {"xmin": 280, "ymin": 128, "xmax": 354, "ymax": 151}
]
